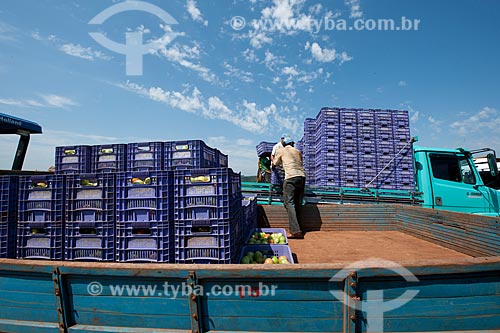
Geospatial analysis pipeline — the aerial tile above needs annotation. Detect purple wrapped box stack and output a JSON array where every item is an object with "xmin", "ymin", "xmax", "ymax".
[{"xmin": 301, "ymin": 107, "xmax": 413, "ymax": 190}]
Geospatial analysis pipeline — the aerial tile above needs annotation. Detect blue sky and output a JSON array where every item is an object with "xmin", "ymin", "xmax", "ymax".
[{"xmin": 1, "ymin": 0, "xmax": 499, "ymax": 175}]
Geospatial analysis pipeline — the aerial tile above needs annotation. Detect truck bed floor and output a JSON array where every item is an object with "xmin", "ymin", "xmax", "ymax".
[{"xmin": 289, "ymin": 231, "xmax": 471, "ymax": 263}]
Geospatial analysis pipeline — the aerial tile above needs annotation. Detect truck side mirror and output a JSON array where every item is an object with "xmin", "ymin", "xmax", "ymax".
[{"xmin": 487, "ymin": 153, "xmax": 498, "ymax": 177}]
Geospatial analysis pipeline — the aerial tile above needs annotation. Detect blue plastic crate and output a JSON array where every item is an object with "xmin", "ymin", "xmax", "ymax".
[
  {"xmin": 92, "ymin": 144, "xmax": 127, "ymax": 173},
  {"xmin": 174, "ymin": 168, "xmax": 242, "ymax": 222},
  {"xmin": 165, "ymin": 140, "xmax": 218, "ymax": 169},
  {"xmin": 256, "ymin": 142, "xmax": 275, "ymax": 157},
  {"xmin": 55, "ymin": 145, "xmax": 92, "ymax": 174},
  {"xmin": 127, "ymin": 142, "xmax": 164, "ymax": 172},
  {"xmin": 216, "ymin": 149, "xmax": 228, "ymax": 167},
  {"xmin": 238, "ymin": 244, "xmax": 294, "ymax": 264},
  {"xmin": 242, "ymin": 198, "xmax": 258, "ymax": 234},
  {"xmin": 117, "ymin": 171, "xmax": 173, "ymax": 222},
  {"xmin": 271, "ymin": 167, "xmax": 285, "ymax": 187},
  {"xmin": 17, "ymin": 222, "xmax": 64, "ymax": 260},
  {"xmin": 116, "ymin": 220, "xmax": 173, "ymax": 262},
  {"xmin": 0, "ymin": 176, "xmax": 18, "ymax": 258},
  {"xmin": 65, "ymin": 220, "xmax": 114, "ymax": 261},
  {"xmin": 245, "ymin": 228, "xmax": 287, "ymax": 245},
  {"xmin": 174, "ymin": 210, "xmax": 242, "ymax": 264},
  {"xmin": 65, "ymin": 173, "xmax": 115, "ymax": 224},
  {"xmin": 18, "ymin": 175, "xmax": 65, "ymax": 223}
]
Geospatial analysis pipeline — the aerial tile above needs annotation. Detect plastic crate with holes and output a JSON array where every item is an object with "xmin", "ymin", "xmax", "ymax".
[
  {"xmin": 92, "ymin": 144, "xmax": 127, "ymax": 173},
  {"xmin": 238, "ymin": 244, "xmax": 294, "ymax": 264},
  {"xmin": 255, "ymin": 141, "xmax": 275, "ymax": 157},
  {"xmin": 0, "ymin": 176, "xmax": 18, "ymax": 258},
  {"xmin": 127, "ymin": 141, "xmax": 164, "ymax": 172},
  {"xmin": 115, "ymin": 171, "xmax": 174, "ymax": 262},
  {"xmin": 165, "ymin": 140, "xmax": 219, "ymax": 170},
  {"xmin": 16, "ymin": 175, "xmax": 65, "ymax": 260},
  {"xmin": 242, "ymin": 197, "xmax": 258, "ymax": 241},
  {"xmin": 116, "ymin": 220, "xmax": 173, "ymax": 262},
  {"xmin": 174, "ymin": 209, "xmax": 242, "ymax": 264},
  {"xmin": 215, "ymin": 149, "xmax": 228, "ymax": 167},
  {"xmin": 174, "ymin": 168, "xmax": 242, "ymax": 223},
  {"xmin": 64, "ymin": 173, "xmax": 115, "ymax": 261},
  {"xmin": 55, "ymin": 145, "xmax": 92, "ymax": 174}
]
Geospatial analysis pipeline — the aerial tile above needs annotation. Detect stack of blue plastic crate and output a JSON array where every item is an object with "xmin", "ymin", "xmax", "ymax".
[
  {"xmin": 314, "ymin": 108, "xmax": 341, "ymax": 186},
  {"xmin": 16, "ymin": 175, "xmax": 65, "ymax": 260},
  {"xmin": 305, "ymin": 107, "xmax": 413, "ymax": 189},
  {"xmin": 49, "ymin": 139, "xmax": 232, "ymax": 263},
  {"xmin": 256, "ymin": 141, "xmax": 274, "ymax": 157},
  {"xmin": 302, "ymin": 118, "xmax": 316, "ymax": 185},
  {"xmin": 0, "ymin": 176, "xmax": 18, "ymax": 258},
  {"xmin": 64, "ymin": 173, "xmax": 116, "ymax": 261},
  {"xmin": 116, "ymin": 170, "xmax": 174, "ymax": 262},
  {"xmin": 173, "ymin": 168, "xmax": 242, "ymax": 264}
]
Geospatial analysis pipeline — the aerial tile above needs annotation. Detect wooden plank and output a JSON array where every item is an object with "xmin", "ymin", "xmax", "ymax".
[
  {"xmin": 358, "ymin": 274, "xmax": 500, "ymax": 299},
  {"xmin": 0, "ymin": 305, "xmax": 59, "ymax": 323},
  {"xmin": 0, "ymin": 319, "xmax": 59, "ymax": 333},
  {"xmin": 202, "ymin": 299, "xmax": 343, "ymax": 318},
  {"xmin": 70, "ymin": 295, "xmax": 189, "ymax": 316},
  {"xmin": 358, "ymin": 314, "xmax": 500, "ymax": 332},
  {"xmin": 201, "ymin": 315, "xmax": 343, "ymax": 333},
  {"xmin": 0, "ymin": 290, "xmax": 57, "ymax": 309},
  {"xmin": 70, "ymin": 311, "xmax": 191, "ymax": 330},
  {"xmin": 68, "ymin": 324, "xmax": 189, "ymax": 333},
  {"xmin": 201, "ymin": 280, "xmax": 343, "ymax": 301}
]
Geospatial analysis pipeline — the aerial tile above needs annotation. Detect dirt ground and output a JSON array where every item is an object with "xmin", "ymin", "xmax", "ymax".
[{"xmin": 288, "ymin": 231, "xmax": 471, "ymax": 263}]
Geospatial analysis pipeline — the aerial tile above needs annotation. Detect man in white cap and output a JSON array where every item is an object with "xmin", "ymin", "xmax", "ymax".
[
  {"xmin": 272, "ymin": 135, "xmax": 306, "ymax": 239},
  {"xmin": 270, "ymin": 133, "xmax": 287, "ymax": 164}
]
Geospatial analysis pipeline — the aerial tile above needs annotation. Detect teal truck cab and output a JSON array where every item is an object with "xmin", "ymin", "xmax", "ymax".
[{"xmin": 413, "ymin": 145, "xmax": 500, "ymax": 216}]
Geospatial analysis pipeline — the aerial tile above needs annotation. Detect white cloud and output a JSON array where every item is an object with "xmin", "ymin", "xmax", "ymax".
[
  {"xmin": 0, "ymin": 21, "xmax": 17, "ymax": 42},
  {"xmin": 40, "ymin": 94, "xmax": 79, "ymax": 108},
  {"xmin": 249, "ymin": 31, "xmax": 273, "ymax": 48},
  {"xmin": 223, "ymin": 63, "xmax": 254, "ymax": 83},
  {"xmin": 0, "ymin": 98, "xmax": 44, "ymax": 108},
  {"xmin": 119, "ymin": 82, "xmax": 299, "ymax": 134},
  {"xmin": 344, "ymin": 0, "xmax": 363, "ymax": 18},
  {"xmin": 310, "ymin": 42, "xmax": 336, "ymax": 62},
  {"xmin": 308, "ymin": 42, "xmax": 351, "ymax": 64},
  {"xmin": 309, "ymin": 3, "xmax": 323, "ymax": 15},
  {"xmin": 186, "ymin": 0, "xmax": 208, "ymax": 26},
  {"xmin": 282, "ymin": 66, "xmax": 299, "ymax": 76},
  {"xmin": 398, "ymin": 80, "xmax": 407, "ymax": 87},
  {"xmin": 339, "ymin": 51, "xmax": 353, "ymax": 64},
  {"xmin": 410, "ymin": 111, "xmax": 419, "ymax": 122},
  {"xmin": 155, "ymin": 43, "xmax": 217, "ymax": 83},
  {"xmin": 376, "ymin": 87, "xmax": 384, "ymax": 93},
  {"xmin": 59, "ymin": 43, "xmax": 111, "ymax": 61},
  {"xmin": 427, "ymin": 115, "xmax": 443, "ymax": 133},
  {"xmin": 450, "ymin": 107, "xmax": 500, "ymax": 136},
  {"xmin": 205, "ymin": 136, "xmax": 257, "ymax": 175},
  {"xmin": 242, "ymin": 48, "xmax": 259, "ymax": 62},
  {"xmin": 0, "ymin": 94, "xmax": 78, "ymax": 109}
]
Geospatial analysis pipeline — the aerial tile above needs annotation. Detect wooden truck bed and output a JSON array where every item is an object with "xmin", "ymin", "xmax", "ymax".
[{"xmin": 289, "ymin": 231, "xmax": 471, "ymax": 263}]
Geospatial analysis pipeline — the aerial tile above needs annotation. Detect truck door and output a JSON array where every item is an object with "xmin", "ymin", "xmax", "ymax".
[{"xmin": 428, "ymin": 153, "xmax": 490, "ymax": 213}]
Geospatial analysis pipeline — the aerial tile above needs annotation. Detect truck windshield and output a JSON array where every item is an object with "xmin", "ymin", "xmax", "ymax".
[{"xmin": 429, "ymin": 154, "xmax": 476, "ymax": 185}]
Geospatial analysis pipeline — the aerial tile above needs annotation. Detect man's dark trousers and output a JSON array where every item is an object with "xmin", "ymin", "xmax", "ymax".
[{"xmin": 283, "ymin": 176, "xmax": 306, "ymax": 234}]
